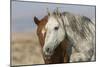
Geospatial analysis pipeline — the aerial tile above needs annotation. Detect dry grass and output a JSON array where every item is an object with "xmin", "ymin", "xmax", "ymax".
[{"xmin": 11, "ymin": 31, "xmax": 44, "ymax": 66}]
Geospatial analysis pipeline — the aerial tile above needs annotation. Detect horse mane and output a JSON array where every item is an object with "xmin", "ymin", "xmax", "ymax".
[{"xmin": 48, "ymin": 9, "xmax": 95, "ymax": 40}]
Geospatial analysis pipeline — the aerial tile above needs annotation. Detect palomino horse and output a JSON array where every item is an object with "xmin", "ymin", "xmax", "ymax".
[
  {"xmin": 34, "ymin": 16, "xmax": 70, "ymax": 64},
  {"xmin": 41, "ymin": 9, "xmax": 95, "ymax": 62}
]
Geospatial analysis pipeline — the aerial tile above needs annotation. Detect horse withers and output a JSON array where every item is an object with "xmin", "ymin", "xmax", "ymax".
[{"xmin": 33, "ymin": 15, "xmax": 69, "ymax": 64}]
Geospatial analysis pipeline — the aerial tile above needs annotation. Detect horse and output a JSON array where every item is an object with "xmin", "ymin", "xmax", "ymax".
[
  {"xmin": 41, "ymin": 9, "xmax": 95, "ymax": 62},
  {"xmin": 33, "ymin": 15, "xmax": 70, "ymax": 64}
]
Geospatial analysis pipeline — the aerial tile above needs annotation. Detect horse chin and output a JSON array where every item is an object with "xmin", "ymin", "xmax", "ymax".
[{"xmin": 44, "ymin": 54, "xmax": 52, "ymax": 59}]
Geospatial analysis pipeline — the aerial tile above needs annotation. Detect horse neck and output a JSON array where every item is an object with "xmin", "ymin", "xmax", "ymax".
[
  {"xmin": 61, "ymin": 14, "xmax": 80, "ymax": 43},
  {"xmin": 46, "ymin": 39, "xmax": 69, "ymax": 63},
  {"xmin": 52, "ymin": 42, "xmax": 66, "ymax": 57}
]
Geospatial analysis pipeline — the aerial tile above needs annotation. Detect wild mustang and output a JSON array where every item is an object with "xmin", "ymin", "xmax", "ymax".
[
  {"xmin": 34, "ymin": 9, "xmax": 95, "ymax": 62},
  {"xmin": 34, "ymin": 16, "xmax": 70, "ymax": 64}
]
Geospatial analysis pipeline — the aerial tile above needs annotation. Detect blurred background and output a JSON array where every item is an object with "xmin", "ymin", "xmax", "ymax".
[{"xmin": 11, "ymin": 0, "xmax": 95, "ymax": 66}]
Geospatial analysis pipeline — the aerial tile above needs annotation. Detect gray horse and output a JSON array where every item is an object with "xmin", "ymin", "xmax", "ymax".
[{"xmin": 42, "ymin": 9, "xmax": 95, "ymax": 62}]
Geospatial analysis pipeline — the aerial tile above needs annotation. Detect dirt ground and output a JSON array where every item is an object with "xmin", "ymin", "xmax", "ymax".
[{"xmin": 11, "ymin": 31, "xmax": 44, "ymax": 66}]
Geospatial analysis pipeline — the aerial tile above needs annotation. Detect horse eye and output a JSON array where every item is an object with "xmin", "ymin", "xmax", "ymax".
[{"xmin": 54, "ymin": 26, "xmax": 59, "ymax": 30}]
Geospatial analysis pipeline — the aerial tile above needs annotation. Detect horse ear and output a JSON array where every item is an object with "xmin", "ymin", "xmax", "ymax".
[{"xmin": 34, "ymin": 16, "xmax": 40, "ymax": 25}]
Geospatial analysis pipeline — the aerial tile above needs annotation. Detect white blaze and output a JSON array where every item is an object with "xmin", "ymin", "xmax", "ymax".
[{"xmin": 42, "ymin": 28, "xmax": 46, "ymax": 37}]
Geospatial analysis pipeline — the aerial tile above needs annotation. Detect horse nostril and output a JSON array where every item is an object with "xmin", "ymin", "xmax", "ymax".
[{"xmin": 46, "ymin": 48, "xmax": 50, "ymax": 52}]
